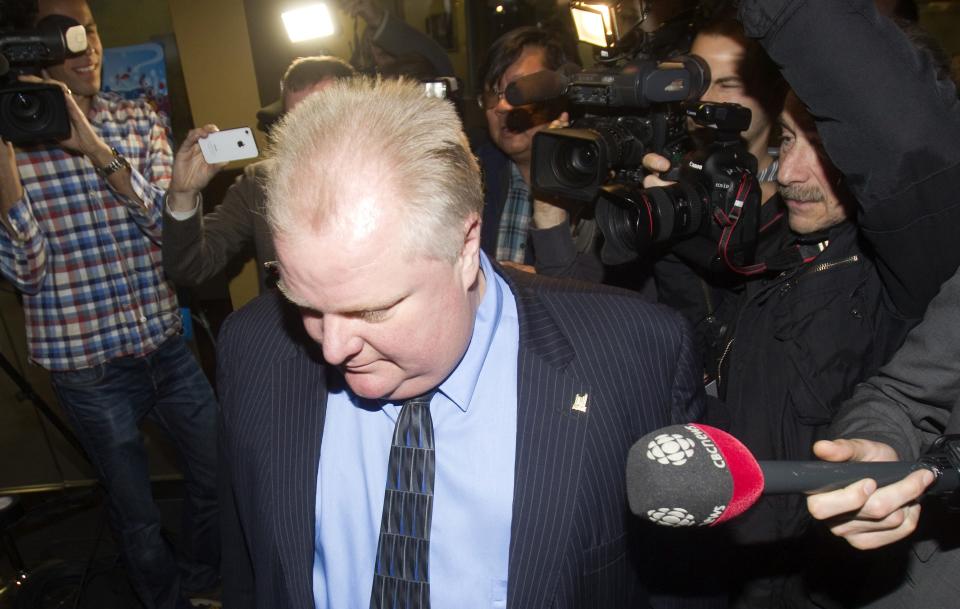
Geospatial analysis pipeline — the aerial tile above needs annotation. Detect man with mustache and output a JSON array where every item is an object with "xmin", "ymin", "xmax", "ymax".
[{"xmin": 699, "ymin": 0, "xmax": 960, "ymax": 602}]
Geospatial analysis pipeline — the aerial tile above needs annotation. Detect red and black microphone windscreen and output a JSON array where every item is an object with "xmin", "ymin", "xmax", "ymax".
[{"xmin": 626, "ymin": 423, "xmax": 764, "ymax": 527}]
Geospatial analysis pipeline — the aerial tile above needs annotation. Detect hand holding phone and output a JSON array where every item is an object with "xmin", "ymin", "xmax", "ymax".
[{"xmin": 198, "ymin": 127, "xmax": 259, "ymax": 164}]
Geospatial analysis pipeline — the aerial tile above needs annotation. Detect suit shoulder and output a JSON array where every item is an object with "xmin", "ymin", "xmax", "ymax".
[
  {"xmin": 510, "ymin": 273, "xmax": 692, "ymax": 379},
  {"xmin": 219, "ymin": 289, "xmax": 301, "ymax": 356},
  {"xmin": 512, "ymin": 270, "xmax": 688, "ymax": 337}
]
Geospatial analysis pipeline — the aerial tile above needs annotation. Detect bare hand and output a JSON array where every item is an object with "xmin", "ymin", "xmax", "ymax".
[
  {"xmin": 806, "ymin": 439, "xmax": 935, "ymax": 549},
  {"xmin": 1, "ymin": 138, "xmax": 24, "ymax": 215},
  {"xmin": 167, "ymin": 125, "xmax": 225, "ymax": 212},
  {"xmin": 547, "ymin": 111, "xmax": 570, "ymax": 131},
  {"xmin": 641, "ymin": 152, "xmax": 675, "ymax": 188}
]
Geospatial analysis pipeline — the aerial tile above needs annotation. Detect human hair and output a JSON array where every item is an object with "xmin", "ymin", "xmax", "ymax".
[
  {"xmin": 696, "ymin": 12, "xmax": 787, "ymax": 117},
  {"xmin": 479, "ymin": 26, "xmax": 568, "ymax": 92},
  {"xmin": 267, "ymin": 76, "xmax": 483, "ymax": 263},
  {"xmin": 281, "ymin": 55, "xmax": 355, "ymax": 96}
]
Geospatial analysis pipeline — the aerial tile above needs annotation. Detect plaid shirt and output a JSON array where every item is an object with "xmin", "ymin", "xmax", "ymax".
[
  {"xmin": 0, "ymin": 93, "xmax": 180, "ymax": 371},
  {"xmin": 494, "ymin": 162, "xmax": 532, "ymax": 264}
]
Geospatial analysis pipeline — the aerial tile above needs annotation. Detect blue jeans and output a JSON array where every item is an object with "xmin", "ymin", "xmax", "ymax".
[{"xmin": 51, "ymin": 335, "xmax": 219, "ymax": 609}]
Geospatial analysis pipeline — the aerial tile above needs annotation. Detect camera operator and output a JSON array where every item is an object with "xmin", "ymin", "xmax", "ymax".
[
  {"xmin": 690, "ymin": 0, "xmax": 960, "ymax": 606},
  {"xmin": 642, "ymin": 12, "xmax": 787, "ymax": 336},
  {"xmin": 476, "ymin": 27, "xmax": 607, "ymax": 282},
  {"xmin": 0, "ymin": 1, "xmax": 219, "ymax": 607}
]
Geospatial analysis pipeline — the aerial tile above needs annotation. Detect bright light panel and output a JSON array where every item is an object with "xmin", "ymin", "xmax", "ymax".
[
  {"xmin": 572, "ymin": 3, "xmax": 617, "ymax": 47},
  {"xmin": 571, "ymin": 7, "xmax": 607, "ymax": 47},
  {"xmin": 282, "ymin": 3, "xmax": 335, "ymax": 43}
]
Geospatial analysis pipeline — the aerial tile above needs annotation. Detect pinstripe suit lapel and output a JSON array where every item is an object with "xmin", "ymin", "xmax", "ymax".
[
  {"xmin": 272, "ymin": 345, "xmax": 328, "ymax": 609},
  {"xmin": 507, "ymin": 288, "xmax": 592, "ymax": 609}
]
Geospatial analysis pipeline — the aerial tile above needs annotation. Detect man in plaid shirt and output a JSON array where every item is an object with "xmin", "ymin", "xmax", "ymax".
[{"xmin": 0, "ymin": 1, "xmax": 218, "ymax": 607}]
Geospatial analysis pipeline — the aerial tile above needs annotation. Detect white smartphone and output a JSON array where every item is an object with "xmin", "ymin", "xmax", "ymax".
[{"xmin": 198, "ymin": 127, "xmax": 259, "ymax": 164}]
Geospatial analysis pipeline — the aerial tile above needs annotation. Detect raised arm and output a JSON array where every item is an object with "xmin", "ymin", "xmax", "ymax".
[{"xmin": 738, "ymin": 0, "xmax": 960, "ymax": 317}]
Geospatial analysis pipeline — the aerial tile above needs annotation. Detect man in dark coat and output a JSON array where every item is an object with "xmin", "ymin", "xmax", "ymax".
[{"xmin": 708, "ymin": 0, "xmax": 960, "ymax": 606}]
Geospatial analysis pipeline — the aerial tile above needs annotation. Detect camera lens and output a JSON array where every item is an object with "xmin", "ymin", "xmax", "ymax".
[
  {"xmin": 3, "ymin": 92, "xmax": 55, "ymax": 134},
  {"xmin": 0, "ymin": 84, "xmax": 71, "ymax": 143},
  {"xmin": 10, "ymin": 92, "xmax": 44, "ymax": 121},
  {"xmin": 553, "ymin": 140, "xmax": 599, "ymax": 189}
]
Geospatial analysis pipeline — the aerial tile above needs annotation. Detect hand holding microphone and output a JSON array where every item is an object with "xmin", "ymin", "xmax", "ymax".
[
  {"xmin": 806, "ymin": 439, "xmax": 936, "ymax": 550},
  {"xmin": 626, "ymin": 424, "xmax": 958, "ymax": 530}
]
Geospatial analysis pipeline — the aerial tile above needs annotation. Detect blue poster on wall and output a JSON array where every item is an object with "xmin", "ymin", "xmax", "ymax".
[{"xmin": 101, "ymin": 41, "xmax": 171, "ymax": 127}]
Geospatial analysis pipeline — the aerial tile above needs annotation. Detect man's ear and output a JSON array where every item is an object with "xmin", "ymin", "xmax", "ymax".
[{"xmin": 458, "ymin": 212, "xmax": 482, "ymax": 284}]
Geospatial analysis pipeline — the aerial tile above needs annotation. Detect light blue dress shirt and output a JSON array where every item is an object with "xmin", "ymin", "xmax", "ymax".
[{"xmin": 313, "ymin": 252, "xmax": 519, "ymax": 609}]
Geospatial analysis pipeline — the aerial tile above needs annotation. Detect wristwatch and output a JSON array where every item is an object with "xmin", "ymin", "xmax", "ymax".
[{"xmin": 94, "ymin": 147, "xmax": 131, "ymax": 179}]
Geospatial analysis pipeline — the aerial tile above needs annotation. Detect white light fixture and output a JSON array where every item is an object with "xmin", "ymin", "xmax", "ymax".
[
  {"xmin": 570, "ymin": 2, "xmax": 618, "ymax": 48},
  {"xmin": 282, "ymin": 3, "xmax": 335, "ymax": 43}
]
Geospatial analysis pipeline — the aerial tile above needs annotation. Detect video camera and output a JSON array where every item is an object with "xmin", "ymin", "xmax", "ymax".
[
  {"xmin": 519, "ymin": 2, "xmax": 765, "ymax": 274},
  {"xmin": 0, "ymin": 15, "xmax": 87, "ymax": 144},
  {"xmin": 519, "ymin": 54, "xmax": 709, "ymax": 204},
  {"xmin": 595, "ymin": 102, "xmax": 763, "ymax": 275}
]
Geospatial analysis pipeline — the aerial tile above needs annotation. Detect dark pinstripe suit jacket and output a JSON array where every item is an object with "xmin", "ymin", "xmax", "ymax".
[{"xmin": 217, "ymin": 267, "xmax": 705, "ymax": 609}]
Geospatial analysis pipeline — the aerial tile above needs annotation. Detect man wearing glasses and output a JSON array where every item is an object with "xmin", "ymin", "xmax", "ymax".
[{"xmin": 475, "ymin": 27, "xmax": 604, "ymax": 282}]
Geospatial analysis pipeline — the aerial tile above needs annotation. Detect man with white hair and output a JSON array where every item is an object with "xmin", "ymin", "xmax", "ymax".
[{"xmin": 215, "ymin": 77, "xmax": 705, "ymax": 609}]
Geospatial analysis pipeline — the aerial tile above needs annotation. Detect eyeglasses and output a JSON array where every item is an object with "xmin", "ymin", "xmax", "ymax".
[{"xmin": 477, "ymin": 86, "xmax": 507, "ymax": 110}]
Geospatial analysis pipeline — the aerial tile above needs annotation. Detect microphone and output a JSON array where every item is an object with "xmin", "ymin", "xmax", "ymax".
[
  {"xmin": 504, "ymin": 63, "xmax": 580, "ymax": 107},
  {"xmin": 626, "ymin": 423, "xmax": 958, "ymax": 528}
]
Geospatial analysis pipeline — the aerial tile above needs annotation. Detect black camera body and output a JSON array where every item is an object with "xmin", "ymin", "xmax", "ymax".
[
  {"xmin": 0, "ymin": 16, "xmax": 86, "ymax": 144},
  {"xmin": 521, "ymin": 4, "xmax": 770, "ymax": 275},
  {"xmin": 595, "ymin": 102, "xmax": 764, "ymax": 274},
  {"xmin": 528, "ymin": 55, "xmax": 708, "ymax": 205}
]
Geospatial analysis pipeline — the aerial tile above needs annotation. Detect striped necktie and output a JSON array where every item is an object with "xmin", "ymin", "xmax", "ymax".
[{"xmin": 370, "ymin": 391, "xmax": 436, "ymax": 609}]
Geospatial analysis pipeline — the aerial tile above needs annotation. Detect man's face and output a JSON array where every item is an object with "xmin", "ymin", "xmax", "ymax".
[
  {"xmin": 777, "ymin": 93, "xmax": 850, "ymax": 234},
  {"xmin": 691, "ymin": 32, "xmax": 772, "ymax": 153},
  {"xmin": 283, "ymin": 77, "xmax": 336, "ymax": 113},
  {"xmin": 275, "ymin": 188, "xmax": 482, "ymax": 401},
  {"xmin": 484, "ymin": 45, "xmax": 550, "ymax": 166},
  {"xmin": 37, "ymin": 0, "xmax": 102, "ymax": 97}
]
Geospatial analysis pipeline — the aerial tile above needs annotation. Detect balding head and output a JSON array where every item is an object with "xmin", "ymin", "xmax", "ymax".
[{"xmin": 267, "ymin": 77, "xmax": 483, "ymax": 264}]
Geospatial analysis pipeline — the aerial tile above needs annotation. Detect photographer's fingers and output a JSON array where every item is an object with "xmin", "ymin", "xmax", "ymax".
[
  {"xmin": 171, "ymin": 125, "xmax": 224, "ymax": 195},
  {"xmin": 22, "ymin": 73, "xmax": 108, "ymax": 157},
  {"xmin": 1, "ymin": 139, "xmax": 24, "ymax": 213},
  {"xmin": 641, "ymin": 152, "xmax": 676, "ymax": 188},
  {"xmin": 180, "ymin": 125, "xmax": 220, "ymax": 151},
  {"xmin": 642, "ymin": 152, "xmax": 671, "ymax": 174},
  {"xmin": 548, "ymin": 112, "xmax": 570, "ymax": 130}
]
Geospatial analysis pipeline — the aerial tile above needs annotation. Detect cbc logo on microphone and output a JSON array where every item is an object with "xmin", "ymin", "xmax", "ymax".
[
  {"xmin": 646, "ymin": 433, "xmax": 695, "ymax": 465},
  {"xmin": 647, "ymin": 507, "xmax": 696, "ymax": 527},
  {"xmin": 647, "ymin": 504, "xmax": 727, "ymax": 527}
]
